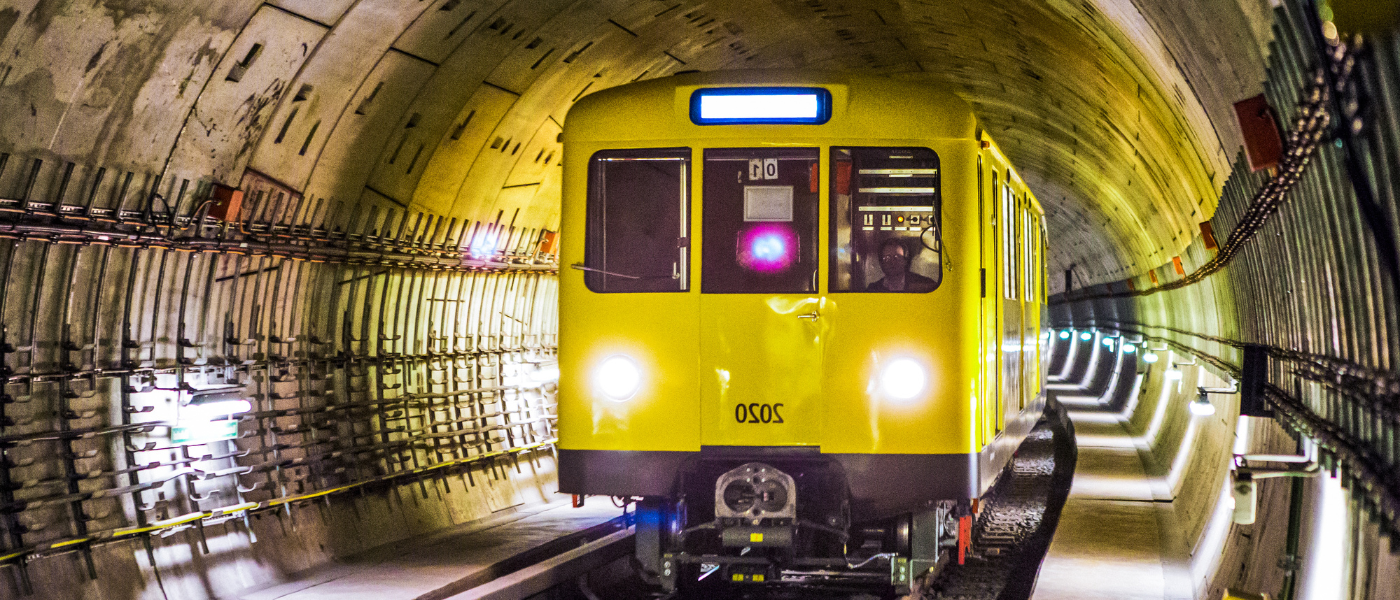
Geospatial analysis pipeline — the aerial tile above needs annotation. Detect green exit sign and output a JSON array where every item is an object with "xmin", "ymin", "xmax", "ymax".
[{"xmin": 172, "ymin": 420, "xmax": 239, "ymax": 445}]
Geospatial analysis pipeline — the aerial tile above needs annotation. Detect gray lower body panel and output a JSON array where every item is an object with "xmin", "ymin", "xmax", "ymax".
[{"xmin": 558, "ymin": 448, "xmax": 984, "ymax": 520}]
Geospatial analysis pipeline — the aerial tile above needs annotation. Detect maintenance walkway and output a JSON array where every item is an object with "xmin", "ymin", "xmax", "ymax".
[
  {"xmin": 1033, "ymin": 362, "xmax": 1193, "ymax": 600},
  {"xmin": 236, "ymin": 495, "xmax": 623, "ymax": 600}
]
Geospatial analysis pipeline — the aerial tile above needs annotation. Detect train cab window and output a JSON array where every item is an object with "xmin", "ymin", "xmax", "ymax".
[
  {"xmin": 583, "ymin": 148, "xmax": 691, "ymax": 293},
  {"xmin": 702, "ymin": 148, "xmax": 820, "ymax": 293},
  {"xmin": 830, "ymin": 147, "xmax": 943, "ymax": 293}
]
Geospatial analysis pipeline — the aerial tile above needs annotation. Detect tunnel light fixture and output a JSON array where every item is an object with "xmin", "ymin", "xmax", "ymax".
[
  {"xmin": 1122, "ymin": 344, "xmax": 1136, "ymax": 354},
  {"xmin": 1190, "ymin": 392, "xmax": 1216, "ymax": 417},
  {"xmin": 1058, "ymin": 330, "xmax": 1071, "ymax": 340},
  {"xmin": 187, "ymin": 399, "xmax": 253, "ymax": 419},
  {"xmin": 173, "ymin": 399, "xmax": 252, "ymax": 445},
  {"xmin": 1165, "ymin": 369, "xmax": 1183, "ymax": 380},
  {"xmin": 528, "ymin": 364, "xmax": 560, "ymax": 385},
  {"xmin": 1079, "ymin": 332, "xmax": 1092, "ymax": 341},
  {"xmin": 690, "ymin": 87, "xmax": 833, "ymax": 125},
  {"xmin": 1143, "ymin": 352, "xmax": 1160, "ymax": 363},
  {"xmin": 1102, "ymin": 338, "xmax": 1115, "ymax": 350}
]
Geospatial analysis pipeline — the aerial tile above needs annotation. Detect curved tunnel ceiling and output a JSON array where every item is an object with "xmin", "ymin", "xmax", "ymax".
[{"xmin": 0, "ymin": 0, "xmax": 1274, "ymax": 287}]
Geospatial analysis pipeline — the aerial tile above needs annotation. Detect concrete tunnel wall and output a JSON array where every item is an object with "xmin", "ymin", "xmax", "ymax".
[{"xmin": 0, "ymin": 0, "xmax": 1395, "ymax": 598}]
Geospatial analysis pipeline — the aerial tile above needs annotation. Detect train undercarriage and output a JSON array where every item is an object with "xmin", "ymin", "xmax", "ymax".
[{"xmin": 631, "ymin": 456, "xmax": 973, "ymax": 597}]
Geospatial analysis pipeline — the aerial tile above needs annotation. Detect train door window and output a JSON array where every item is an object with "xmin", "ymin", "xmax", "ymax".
[
  {"xmin": 1001, "ymin": 184, "xmax": 1015, "ymax": 300},
  {"xmin": 991, "ymin": 171, "xmax": 999, "ymax": 296},
  {"xmin": 583, "ymin": 147, "xmax": 691, "ymax": 293},
  {"xmin": 829, "ymin": 147, "xmax": 942, "ymax": 292},
  {"xmin": 702, "ymin": 148, "xmax": 820, "ymax": 293},
  {"xmin": 1040, "ymin": 221, "xmax": 1049, "ymax": 301},
  {"xmin": 1015, "ymin": 195, "xmax": 1024, "ymax": 300},
  {"xmin": 1023, "ymin": 199, "xmax": 1033, "ymax": 301}
]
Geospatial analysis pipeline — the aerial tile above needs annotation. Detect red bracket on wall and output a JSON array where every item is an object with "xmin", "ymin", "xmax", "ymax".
[
  {"xmin": 1233, "ymin": 94, "xmax": 1284, "ymax": 172},
  {"xmin": 1200, "ymin": 222, "xmax": 1218, "ymax": 251},
  {"xmin": 207, "ymin": 184, "xmax": 244, "ymax": 222}
]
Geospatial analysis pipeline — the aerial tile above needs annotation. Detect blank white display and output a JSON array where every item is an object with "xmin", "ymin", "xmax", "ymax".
[
  {"xmin": 744, "ymin": 186, "xmax": 794, "ymax": 222},
  {"xmin": 700, "ymin": 94, "xmax": 820, "ymax": 120}
]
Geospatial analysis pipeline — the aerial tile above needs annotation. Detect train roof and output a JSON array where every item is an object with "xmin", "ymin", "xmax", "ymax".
[{"xmin": 561, "ymin": 70, "xmax": 978, "ymax": 144}]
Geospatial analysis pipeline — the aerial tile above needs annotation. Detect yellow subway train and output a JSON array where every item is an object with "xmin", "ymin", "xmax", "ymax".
[{"xmin": 557, "ymin": 70, "xmax": 1048, "ymax": 595}]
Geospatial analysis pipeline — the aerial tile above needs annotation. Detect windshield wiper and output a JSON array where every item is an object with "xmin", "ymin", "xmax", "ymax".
[{"xmin": 568, "ymin": 262, "xmax": 644, "ymax": 279}]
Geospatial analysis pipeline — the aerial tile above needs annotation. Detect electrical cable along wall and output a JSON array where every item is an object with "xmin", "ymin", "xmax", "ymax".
[
  {"xmin": 1053, "ymin": 0, "xmax": 1400, "ymax": 595},
  {"xmin": 0, "ymin": 164, "xmax": 560, "ymax": 593}
]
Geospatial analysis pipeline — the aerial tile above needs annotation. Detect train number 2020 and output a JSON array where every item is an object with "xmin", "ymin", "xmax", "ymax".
[{"xmin": 735, "ymin": 403, "xmax": 785, "ymax": 424}]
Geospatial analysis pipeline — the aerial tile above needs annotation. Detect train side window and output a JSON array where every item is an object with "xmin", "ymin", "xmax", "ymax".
[
  {"xmin": 829, "ymin": 147, "xmax": 942, "ymax": 293},
  {"xmin": 702, "ymin": 148, "xmax": 821, "ymax": 293},
  {"xmin": 583, "ymin": 148, "xmax": 691, "ymax": 293}
]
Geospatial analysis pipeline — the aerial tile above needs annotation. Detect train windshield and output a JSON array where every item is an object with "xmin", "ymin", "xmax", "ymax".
[
  {"xmin": 829, "ymin": 147, "xmax": 942, "ymax": 293},
  {"xmin": 701, "ymin": 148, "xmax": 821, "ymax": 294},
  {"xmin": 583, "ymin": 148, "xmax": 691, "ymax": 293}
]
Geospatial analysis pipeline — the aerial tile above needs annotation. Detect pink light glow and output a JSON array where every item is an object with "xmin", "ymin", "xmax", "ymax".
[{"xmin": 736, "ymin": 224, "xmax": 798, "ymax": 273}]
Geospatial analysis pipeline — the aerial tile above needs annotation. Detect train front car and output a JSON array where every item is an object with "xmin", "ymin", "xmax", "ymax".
[{"xmin": 558, "ymin": 71, "xmax": 1047, "ymax": 595}]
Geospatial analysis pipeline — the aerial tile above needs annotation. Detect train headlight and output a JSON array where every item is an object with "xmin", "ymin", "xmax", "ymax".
[
  {"xmin": 881, "ymin": 358, "xmax": 927, "ymax": 400},
  {"xmin": 596, "ymin": 355, "xmax": 641, "ymax": 401}
]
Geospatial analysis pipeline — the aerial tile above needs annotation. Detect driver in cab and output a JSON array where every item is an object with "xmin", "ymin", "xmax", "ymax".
[{"xmin": 867, "ymin": 238, "xmax": 936, "ymax": 292}]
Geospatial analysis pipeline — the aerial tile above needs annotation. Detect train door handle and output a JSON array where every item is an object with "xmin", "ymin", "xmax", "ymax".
[{"xmin": 797, "ymin": 312, "xmax": 820, "ymax": 321}]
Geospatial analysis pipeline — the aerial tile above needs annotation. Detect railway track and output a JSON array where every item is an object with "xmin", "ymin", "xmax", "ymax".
[{"xmin": 924, "ymin": 399, "xmax": 1076, "ymax": 600}]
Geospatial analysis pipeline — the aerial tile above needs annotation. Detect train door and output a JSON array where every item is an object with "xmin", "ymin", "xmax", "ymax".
[
  {"xmin": 698, "ymin": 148, "xmax": 824, "ymax": 447},
  {"xmin": 822, "ymin": 147, "xmax": 944, "ymax": 454},
  {"xmin": 976, "ymin": 156, "xmax": 985, "ymax": 449},
  {"xmin": 1000, "ymin": 182, "xmax": 1019, "ymax": 429},
  {"xmin": 571, "ymin": 147, "xmax": 700, "ymax": 452},
  {"xmin": 1022, "ymin": 204, "xmax": 1036, "ymax": 409},
  {"xmin": 980, "ymin": 162, "xmax": 999, "ymax": 446},
  {"xmin": 1038, "ymin": 219, "xmax": 1050, "ymax": 395},
  {"xmin": 989, "ymin": 170, "xmax": 1004, "ymax": 436},
  {"xmin": 1030, "ymin": 204, "xmax": 1041, "ymax": 405}
]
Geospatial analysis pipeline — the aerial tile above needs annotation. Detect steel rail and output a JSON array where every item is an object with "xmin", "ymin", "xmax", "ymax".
[{"xmin": 454, "ymin": 527, "xmax": 636, "ymax": 600}]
